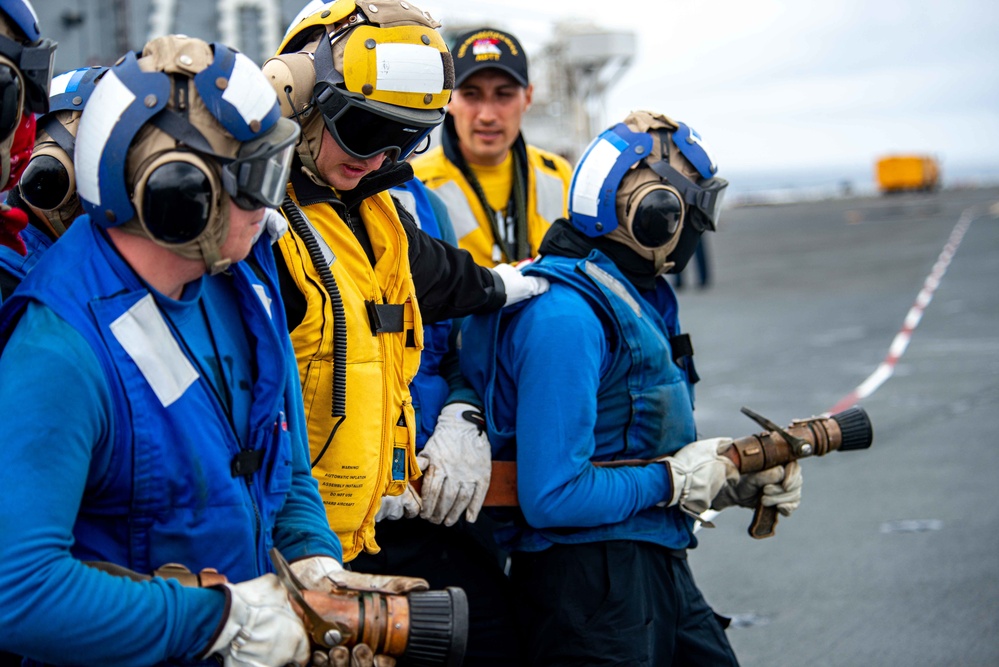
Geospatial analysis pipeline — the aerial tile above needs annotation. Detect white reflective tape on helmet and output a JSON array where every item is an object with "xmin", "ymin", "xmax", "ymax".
[
  {"xmin": 75, "ymin": 70, "xmax": 135, "ymax": 209},
  {"xmin": 375, "ymin": 43, "xmax": 444, "ymax": 94},
  {"xmin": 223, "ymin": 52, "xmax": 279, "ymax": 126},
  {"xmin": 571, "ymin": 137, "xmax": 623, "ymax": 218},
  {"xmin": 110, "ymin": 294, "xmax": 199, "ymax": 407},
  {"xmin": 49, "ymin": 70, "xmax": 74, "ymax": 97}
]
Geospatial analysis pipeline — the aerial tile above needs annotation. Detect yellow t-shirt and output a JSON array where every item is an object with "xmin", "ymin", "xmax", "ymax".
[{"xmin": 468, "ymin": 154, "xmax": 513, "ymax": 215}]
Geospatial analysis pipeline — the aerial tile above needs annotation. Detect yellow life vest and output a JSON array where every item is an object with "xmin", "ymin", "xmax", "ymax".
[
  {"xmin": 412, "ymin": 144, "xmax": 573, "ymax": 266},
  {"xmin": 277, "ymin": 186, "xmax": 423, "ymax": 561}
]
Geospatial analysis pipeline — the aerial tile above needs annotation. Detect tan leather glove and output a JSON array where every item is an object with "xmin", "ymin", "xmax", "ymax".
[
  {"xmin": 712, "ymin": 464, "xmax": 781, "ymax": 511},
  {"xmin": 761, "ymin": 460, "xmax": 803, "ymax": 516},
  {"xmin": 374, "ymin": 484, "xmax": 422, "ymax": 522},
  {"xmin": 713, "ymin": 461, "xmax": 803, "ymax": 517},
  {"xmin": 658, "ymin": 437, "xmax": 739, "ymax": 516},
  {"xmin": 290, "ymin": 556, "xmax": 428, "ymax": 595},
  {"xmin": 310, "ymin": 643, "xmax": 397, "ymax": 667},
  {"xmin": 202, "ymin": 574, "xmax": 310, "ymax": 667}
]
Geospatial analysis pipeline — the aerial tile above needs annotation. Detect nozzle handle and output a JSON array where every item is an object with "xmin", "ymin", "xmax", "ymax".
[{"xmin": 749, "ymin": 505, "xmax": 778, "ymax": 539}]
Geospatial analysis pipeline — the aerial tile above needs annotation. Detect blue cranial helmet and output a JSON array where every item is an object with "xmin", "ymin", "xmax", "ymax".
[
  {"xmin": 74, "ymin": 35, "xmax": 299, "ymax": 272},
  {"xmin": 16, "ymin": 67, "xmax": 108, "ymax": 231},
  {"xmin": 568, "ymin": 110, "xmax": 728, "ymax": 274}
]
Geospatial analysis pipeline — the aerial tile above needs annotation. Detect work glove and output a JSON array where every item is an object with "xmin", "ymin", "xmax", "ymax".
[
  {"xmin": 202, "ymin": 573, "xmax": 310, "ymax": 667},
  {"xmin": 761, "ymin": 460, "xmax": 803, "ymax": 517},
  {"xmin": 490, "ymin": 261, "xmax": 549, "ymax": 307},
  {"xmin": 290, "ymin": 556, "xmax": 428, "ymax": 595},
  {"xmin": 417, "ymin": 402, "xmax": 492, "ymax": 526},
  {"xmin": 310, "ymin": 643, "xmax": 397, "ymax": 667},
  {"xmin": 374, "ymin": 484, "xmax": 422, "ymax": 521},
  {"xmin": 659, "ymin": 437, "xmax": 739, "ymax": 517},
  {"xmin": 251, "ymin": 207, "xmax": 289, "ymax": 245}
]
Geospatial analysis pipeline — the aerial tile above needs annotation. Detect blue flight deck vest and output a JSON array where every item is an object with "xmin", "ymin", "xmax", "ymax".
[
  {"xmin": 461, "ymin": 250, "xmax": 700, "ymax": 550},
  {"xmin": 0, "ymin": 224, "xmax": 54, "ymax": 304},
  {"xmin": 0, "ymin": 218, "xmax": 296, "ymax": 582}
]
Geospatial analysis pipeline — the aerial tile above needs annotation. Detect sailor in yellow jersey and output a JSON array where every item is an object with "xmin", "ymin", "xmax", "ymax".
[
  {"xmin": 262, "ymin": 0, "xmax": 549, "ymax": 564},
  {"xmin": 413, "ymin": 27, "xmax": 573, "ymax": 268}
]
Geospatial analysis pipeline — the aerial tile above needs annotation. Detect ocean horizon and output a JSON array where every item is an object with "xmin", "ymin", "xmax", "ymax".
[{"xmin": 724, "ymin": 160, "xmax": 999, "ymax": 205}]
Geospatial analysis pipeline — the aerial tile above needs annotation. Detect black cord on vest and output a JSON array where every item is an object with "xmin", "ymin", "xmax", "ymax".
[{"xmin": 281, "ymin": 195, "xmax": 347, "ymax": 467}]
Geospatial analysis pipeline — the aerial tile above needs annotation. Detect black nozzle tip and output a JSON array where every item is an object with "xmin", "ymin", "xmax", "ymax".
[
  {"xmin": 832, "ymin": 406, "xmax": 873, "ymax": 451},
  {"xmin": 405, "ymin": 587, "xmax": 469, "ymax": 667}
]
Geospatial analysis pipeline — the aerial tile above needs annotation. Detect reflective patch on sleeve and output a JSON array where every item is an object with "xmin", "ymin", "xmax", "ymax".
[
  {"xmin": 375, "ymin": 43, "xmax": 445, "ymax": 94},
  {"xmin": 75, "ymin": 70, "xmax": 135, "ymax": 208},
  {"xmin": 570, "ymin": 137, "xmax": 623, "ymax": 218},
  {"xmin": 392, "ymin": 188, "xmax": 421, "ymax": 228},
  {"xmin": 223, "ymin": 53, "xmax": 279, "ymax": 126},
  {"xmin": 253, "ymin": 284, "xmax": 273, "ymax": 318},
  {"xmin": 433, "ymin": 181, "xmax": 479, "ymax": 239},
  {"xmin": 109, "ymin": 294, "xmax": 199, "ymax": 407}
]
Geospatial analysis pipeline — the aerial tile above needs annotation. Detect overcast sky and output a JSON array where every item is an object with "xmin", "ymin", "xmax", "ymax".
[{"xmin": 422, "ymin": 0, "xmax": 999, "ymax": 176}]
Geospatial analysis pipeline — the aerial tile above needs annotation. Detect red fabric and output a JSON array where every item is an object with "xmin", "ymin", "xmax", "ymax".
[
  {"xmin": 5, "ymin": 112, "xmax": 37, "ymax": 191},
  {"xmin": 0, "ymin": 204, "xmax": 28, "ymax": 255}
]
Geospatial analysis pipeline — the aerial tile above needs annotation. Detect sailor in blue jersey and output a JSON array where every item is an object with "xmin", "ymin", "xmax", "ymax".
[
  {"xmin": 0, "ymin": 35, "xmax": 334, "ymax": 666},
  {"xmin": 460, "ymin": 111, "xmax": 804, "ymax": 666},
  {"xmin": 0, "ymin": 66, "xmax": 106, "ymax": 302}
]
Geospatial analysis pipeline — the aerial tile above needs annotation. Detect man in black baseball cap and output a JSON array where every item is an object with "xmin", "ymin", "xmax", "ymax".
[
  {"xmin": 355, "ymin": 24, "xmax": 573, "ymax": 667},
  {"xmin": 452, "ymin": 27, "xmax": 530, "ymax": 88},
  {"xmin": 412, "ymin": 26, "xmax": 572, "ymax": 267}
]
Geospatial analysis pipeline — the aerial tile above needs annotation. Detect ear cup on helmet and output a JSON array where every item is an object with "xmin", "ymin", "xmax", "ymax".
[
  {"xmin": 135, "ymin": 155, "xmax": 218, "ymax": 244},
  {"xmin": 19, "ymin": 152, "xmax": 73, "ymax": 211},
  {"xmin": 631, "ymin": 188, "xmax": 684, "ymax": 249}
]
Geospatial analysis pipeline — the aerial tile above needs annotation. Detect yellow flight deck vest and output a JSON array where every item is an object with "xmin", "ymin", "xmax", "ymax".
[
  {"xmin": 413, "ymin": 144, "xmax": 572, "ymax": 266},
  {"xmin": 278, "ymin": 186, "xmax": 423, "ymax": 561}
]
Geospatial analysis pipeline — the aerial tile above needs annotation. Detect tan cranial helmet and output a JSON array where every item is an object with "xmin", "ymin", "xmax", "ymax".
[
  {"xmin": 263, "ymin": 0, "xmax": 454, "ymax": 185},
  {"xmin": 608, "ymin": 111, "xmax": 703, "ymax": 273},
  {"xmin": 75, "ymin": 34, "xmax": 300, "ymax": 274},
  {"xmin": 568, "ymin": 109, "xmax": 728, "ymax": 275},
  {"xmin": 17, "ymin": 67, "xmax": 107, "ymax": 237}
]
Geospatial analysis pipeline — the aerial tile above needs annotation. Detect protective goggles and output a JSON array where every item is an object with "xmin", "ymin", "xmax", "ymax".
[
  {"xmin": 220, "ymin": 116, "xmax": 299, "ymax": 210},
  {"xmin": 0, "ymin": 34, "xmax": 56, "ymax": 117},
  {"xmin": 648, "ymin": 158, "xmax": 729, "ymax": 232},
  {"xmin": 314, "ymin": 82, "xmax": 440, "ymax": 161}
]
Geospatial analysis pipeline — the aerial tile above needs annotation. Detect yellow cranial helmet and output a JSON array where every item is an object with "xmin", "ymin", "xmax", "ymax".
[{"xmin": 265, "ymin": 0, "xmax": 453, "ymax": 173}]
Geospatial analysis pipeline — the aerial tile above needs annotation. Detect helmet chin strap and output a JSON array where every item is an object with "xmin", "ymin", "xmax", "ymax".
[
  {"xmin": 197, "ymin": 196, "xmax": 232, "ymax": 275},
  {"xmin": 200, "ymin": 235, "xmax": 232, "ymax": 275}
]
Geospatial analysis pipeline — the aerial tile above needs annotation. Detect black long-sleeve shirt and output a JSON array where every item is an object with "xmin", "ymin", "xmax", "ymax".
[{"xmin": 274, "ymin": 161, "xmax": 505, "ymax": 331}]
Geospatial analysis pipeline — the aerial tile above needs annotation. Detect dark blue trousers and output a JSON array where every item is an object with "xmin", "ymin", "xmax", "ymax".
[{"xmin": 510, "ymin": 540, "xmax": 740, "ymax": 666}]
